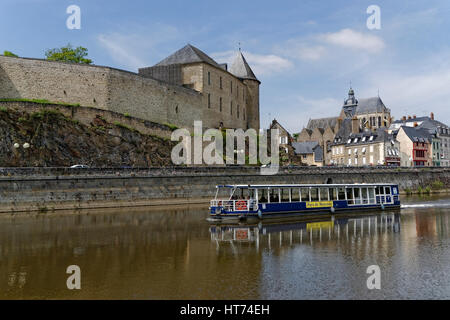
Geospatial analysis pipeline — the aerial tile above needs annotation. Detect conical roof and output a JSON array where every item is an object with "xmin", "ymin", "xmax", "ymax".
[
  {"xmin": 155, "ymin": 44, "xmax": 221, "ymax": 68},
  {"xmin": 229, "ymin": 51, "xmax": 259, "ymax": 82}
]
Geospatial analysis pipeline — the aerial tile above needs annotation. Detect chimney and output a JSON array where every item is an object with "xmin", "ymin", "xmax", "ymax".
[
  {"xmin": 408, "ymin": 116, "xmax": 412, "ymax": 120},
  {"xmin": 351, "ymin": 116, "xmax": 359, "ymax": 134},
  {"xmin": 414, "ymin": 122, "xmax": 418, "ymax": 127},
  {"xmin": 431, "ymin": 112, "xmax": 434, "ymax": 120},
  {"xmin": 402, "ymin": 116, "xmax": 407, "ymax": 121},
  {"xmin": 413, "ymin": 115, "xmax": 416, "ymax": 119}
]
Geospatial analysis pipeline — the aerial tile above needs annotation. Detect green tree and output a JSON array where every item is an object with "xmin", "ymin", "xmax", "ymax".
[
  {"xmin": 3, "ymin": 51, "xmax": 18, "ymax": 57},
  {"xmin": 45, "ymin": 44, "xmax": 92, "ymax": 64}
]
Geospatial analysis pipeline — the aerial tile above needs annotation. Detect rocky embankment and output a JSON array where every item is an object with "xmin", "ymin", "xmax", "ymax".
[{"xmin": 0, "ymin": 107, "xmax": 175, "ymax": 167}]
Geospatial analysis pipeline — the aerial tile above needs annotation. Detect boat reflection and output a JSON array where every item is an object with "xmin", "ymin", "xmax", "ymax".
[{"xmin": 209, "ymin": 212, "xmax": 401, "ymax": 252}]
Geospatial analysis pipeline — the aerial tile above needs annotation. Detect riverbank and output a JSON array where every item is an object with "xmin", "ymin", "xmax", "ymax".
[{"xmin": 0, "ymin": 167, "xmax": 449, "ymax": 213}]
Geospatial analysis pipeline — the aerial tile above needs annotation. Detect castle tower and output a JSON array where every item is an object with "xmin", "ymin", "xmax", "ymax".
[{"xmin": 229, "ymin": 51, "xmax": 260, "ymax": 131}]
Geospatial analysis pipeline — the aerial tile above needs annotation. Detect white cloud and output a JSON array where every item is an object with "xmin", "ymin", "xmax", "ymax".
[
  {"xmin": 212, "ymin": 50, "xmax": 293, "ymax": 76},
  {"xmin": 318, "ymin": 28, "xmax": 385, "ymax": 52},
  {"xmin": 97, "ymin": 24, "xmax": 181, "ymax": 71}
]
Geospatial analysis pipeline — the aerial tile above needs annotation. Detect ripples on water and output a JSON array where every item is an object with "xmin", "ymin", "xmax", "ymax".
[{"xmin": 0, "ymin": 195, "xmax": 449, "ymax": 299}]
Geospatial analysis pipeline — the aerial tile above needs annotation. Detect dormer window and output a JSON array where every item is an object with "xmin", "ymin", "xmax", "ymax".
[
  {"xmin": 362, "ymin": 137, "xmax": 366, "ymax": 142},
  {"xmin": 369, "ymin": 136, "xmax": 374, "ymax": 141},
  {"xmin": 347, "ymin": 139, "xmax": 352, "ymax": 144},
  {"xmin": 353, "ymin": 138, "xmax": 358, "ymax": 143}
]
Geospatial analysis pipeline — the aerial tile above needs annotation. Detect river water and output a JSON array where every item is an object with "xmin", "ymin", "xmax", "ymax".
[{"xmin": 1, "ymin": 195, "xmax": 449, "ymax": 300}]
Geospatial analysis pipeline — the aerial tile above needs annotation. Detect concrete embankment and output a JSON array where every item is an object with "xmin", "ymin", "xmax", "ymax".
[{"xmin": 0, "ymin": 167, "xmax": 449, "ymax": 213}]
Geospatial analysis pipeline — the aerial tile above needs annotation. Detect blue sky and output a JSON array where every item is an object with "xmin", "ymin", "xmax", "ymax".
[{"xmin": 1, "ymin": 0, "xmax": 450, "ymax": 132}]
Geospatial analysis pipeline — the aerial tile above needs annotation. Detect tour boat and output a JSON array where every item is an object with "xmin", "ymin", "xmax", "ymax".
[{"xmin": 209, "ymin": 183, "xmax": 400, "ymax": 220}]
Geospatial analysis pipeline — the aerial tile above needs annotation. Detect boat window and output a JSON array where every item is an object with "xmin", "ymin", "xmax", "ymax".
[
  {"xmin": 346, "ymin": 188, "xmax": 354, "ymax": 205},
  {"xmin": 384, "ymin": 186, "xmax": 391, "ymax": 195},
  {"xmin": 281, "ymin": 188, "xmax": 290, "ymax": 202},
  {"xmin": 319, "ymin": 188, "xmax": 329, "ymax": 201},
  {"xmin": 269, "ymin": 188, "xmax": 280, "ymax": 203},
  {"xmin": 310, "ymin": 188, "xmax": 319, "ymax": 201},
  {"xmin": 329, "ymin": 188, "xmax": 337, "ymax": 201},
  {"xmin": 291, "ymin": 188, "xmax": 300, "ymax": 202},
  {"xmin": 233, "ymin": 188, "xmax": 250, "ymax": 199},
  {"xmin": 338, "ymin": 187, "xmax": 346, "ymax": 200},
  {"xmin": 368, "ymin": 188, "xmax": 376, "ymax": 204},
  {"xmin": 354, "ymin": 188, "xmax": 361, "ymax": 205},
  {"xmin": 375, "ymin": 186, "xmax": 384, "ymax": 195},
  {"xmin": 301, "ymin": 188, "xmax": 309, "ymax": 201},
  {"xmin": 258, "ymin": 189, "xmax": 269, "ymax": 203},
  {"xmin": 216, "ymin": 187, "xmax": 232, "ymax": 199},
  {"xmin": 361, "ymin": 188, "xmax": 368, "ymax": 204}
]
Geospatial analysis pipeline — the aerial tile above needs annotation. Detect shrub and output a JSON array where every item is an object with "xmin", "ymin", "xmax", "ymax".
[
  {"xmin": 3, "ymin": 51, "xmax": 18, "ymax": 57},
  {"xmin": 431, "ymin": 180, "xmax": 444, "ymax": 190},
  {"xmin": 0, "ymin": 106, "xmax": 7, "ymax": 112},
  {"xmin": 124, "ymin": 113, "xmax": 131, "ymax": 117}
]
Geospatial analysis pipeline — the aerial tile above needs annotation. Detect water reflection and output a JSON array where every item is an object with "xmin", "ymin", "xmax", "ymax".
[
  {"xmin": 0, "ymin": 197, "xmax": 449, "ymax": 299},
  {"xmin": 210, "ymin": 213, "xmax": 401, "ymax": 254}
]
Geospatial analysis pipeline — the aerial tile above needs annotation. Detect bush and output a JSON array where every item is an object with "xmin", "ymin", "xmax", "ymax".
[
  {"xmin": 124, "ymin": 113, "xmax": 131, "ymax": 117},
  {"xmin": 0, "ymin": 106, "xmax": 7, "ymax": 112},
  {"xmin": 3, "ymin": 51, "xmax": 18, "ymax": 57},
  {"xmin": 431, "ymin": 180, "xmax": 444, "ymax": 190}
]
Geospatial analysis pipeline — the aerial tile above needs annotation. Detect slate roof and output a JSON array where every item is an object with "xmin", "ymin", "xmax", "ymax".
[
  {"xmin": 355, "ymin": 97, "xmax": 389, "ymax": 114},
  {"xmin": 306, "ymin": 117, "xmax": 338, "ymax": 130},
  {"xmin": 313, "ymin": 145, "xmax": 323, "ymax": 162},
  {"xmin": 392, "ymin": 116, "xmax": 430, "ymax": 124},
  {"xmin": 418, "ymin": 118, "xmax": 450, "ymax": 136},
  {"xmin": 333, "ymin": 118, "xmax": 353, "ymax": 143},
  {"xmin": 155, "ymin": 44, "xmax": 222, "ymax": 68},
  {"xmin": 229, "ymin": 51, "xmax": 259, "ymax": 82},
  {"xmin": 400, "ymin": 126, "xmax": 432, "ymax": 143},
  {"xmin": 292, "ymin": 141, "xmax": 319, "ymax": 154}
]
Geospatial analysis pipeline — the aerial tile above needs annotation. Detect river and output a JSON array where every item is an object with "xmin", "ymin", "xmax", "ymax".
[{"xmin": 1, "ymin": 195, "xmax": 449, "ymax": 299}]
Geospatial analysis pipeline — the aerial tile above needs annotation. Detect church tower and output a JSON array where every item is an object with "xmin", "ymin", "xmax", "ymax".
[{"xmin": 229, "ymin": 50, "xmax": 260, "ymax": 131}]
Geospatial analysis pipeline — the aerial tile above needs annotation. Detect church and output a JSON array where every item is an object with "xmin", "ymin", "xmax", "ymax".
[{"xmin": 296, "ymin": 88, "xmax": 392, "ymax": 164}]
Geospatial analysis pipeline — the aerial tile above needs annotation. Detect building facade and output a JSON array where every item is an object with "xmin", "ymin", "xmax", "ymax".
[
  {"xmin": 0, "ymin": 44, "xmax": 260, "ymax": 131},
  {"xmin": 396, "ymin": 126, "xmax": 432, "ymax": 167}
]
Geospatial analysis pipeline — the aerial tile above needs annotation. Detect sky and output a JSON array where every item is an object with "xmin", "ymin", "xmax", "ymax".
[{"xmin": 1, "ymin": 0, "xmax": 449, "ymax": 133}]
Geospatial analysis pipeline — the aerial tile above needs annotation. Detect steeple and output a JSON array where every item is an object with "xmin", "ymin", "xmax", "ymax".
[
  {"xmin": 229, "ymin": 51, "xmax": 260, "ymax": 83},
  {"xmin": 343, "ymin": 86, "xmax": 358, "ymax": 118}
]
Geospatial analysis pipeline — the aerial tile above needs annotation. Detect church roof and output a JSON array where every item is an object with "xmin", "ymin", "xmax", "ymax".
[
  {"xmin": 155, "ymin": 44, "xmax": 222, "ymax": 68},
  {"xmin": 306, "ymin": 117, "xmax": 338, "ymax": 130},
  {"xmin": 229, "ymin": 51, "xmax": 259, "ymax": 82},
  {"xmin": 355, "ymin": 97, "xmax": 389, "ymax": 114}
]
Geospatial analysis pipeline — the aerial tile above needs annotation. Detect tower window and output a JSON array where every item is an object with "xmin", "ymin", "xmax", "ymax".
[
  {"xmin": 230, "ymin": 101, "xmax": 233, "ymax": 115},
  {"xmin": 208, "ymin": 94, "xmax": 211, "ymax": 108},
  {"xmin": 219, "ymin": 97, "xmax": 222, "ymax": 112},
  {"xmin": 208, "ymin": 72, "xmax": 211, "ymax": 85},
  {"xmin": 237, "ymin": 105, "xmax": 240, "ymax": 119},
  {"xmin": 243, "ymin": 108, "xmax": 245, "ymax": 120},
  {"xmin": 220, "ymin": 77, "xmax": 222, "ymax": 89},
  {"xmin": 231, "ymin": 81, "xmax": 233, "ymax": 94}
]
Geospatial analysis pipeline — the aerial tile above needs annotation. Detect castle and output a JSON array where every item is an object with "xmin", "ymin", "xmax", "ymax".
[{"xmin": 0, "ymin": 44, "xmax": 260, "ymax": 130}]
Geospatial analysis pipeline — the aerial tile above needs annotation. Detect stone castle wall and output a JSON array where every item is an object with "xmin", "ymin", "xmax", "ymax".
[{"xmin": 0, "ymin": 55, "xmax": 252, "ymax": 130}]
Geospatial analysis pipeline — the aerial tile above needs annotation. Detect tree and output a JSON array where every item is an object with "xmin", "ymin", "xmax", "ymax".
[
  {"xmin": 3, "ymin": 51, "xmax": 18, "ymax": 57},
  {"xmin": 45, "ymin": 44, "xmax": 92, "ymax": 64}
]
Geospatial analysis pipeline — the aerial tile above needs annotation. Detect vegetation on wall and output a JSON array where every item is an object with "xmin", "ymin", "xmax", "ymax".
[
  {"xmin": 45, "ymin": 44, "xmax": 93, "ymax": 64},
  {"xmin": 3, "ymin": 51, "xmax": 18, "ymax": 57}
]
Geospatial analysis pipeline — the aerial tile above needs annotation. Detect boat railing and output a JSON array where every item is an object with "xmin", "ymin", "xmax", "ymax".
[{"xmin": 210, "ymin": 199, "xmax": 257, "ymax": 211}]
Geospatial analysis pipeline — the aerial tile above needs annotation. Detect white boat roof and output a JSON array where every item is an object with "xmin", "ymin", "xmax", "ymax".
[{"xmin": 217, "ymin": 183, "xmax": 398, "ymax": 188}]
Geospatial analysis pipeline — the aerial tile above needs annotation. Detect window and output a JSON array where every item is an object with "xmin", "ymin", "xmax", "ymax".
[
  {"xmin": 346, "ymin": 188, "xmax": 354, "ymax": 204},
  {"xmin": 231, "ymin": 81, "xmax": 233, "ymax": 93},
  {"xmin": 329, "ymin": 188, "xmax": 337, "ymax": 200},
  {"xmin": 208, "ymin": 72, "xmax": 211, "ymax": 85},
  {"xmin": 347, "ymin": 139, "xmax": 352, "ymax": 144},
  {"xmin": 243, "ymin": 108, "xmax": 245, "ymax": 120},
  {"xmin": 368, "ymin": 188, "xmax": 376, "ymax": 204},
  {"xmin": 310, "ymin": 188, "xmax": 319, "ymax": 201},
  {"xmin": 269, "ymin": 188, "xmax": 280, "ymax": 203},
  {"xmin": 378, "ymin": 116, "xmax": 382, "ymax": 127},
  {"xmin": 354, "ymin": 148, "xmax": 358, "ymax": 154},
  {"xmin": 348, "ymin": 158, "xmax": 352, "ymax": 165},
  {"xmin": 301, "ymin": 188, "xmax": 309, "ymax": 201},
  {"xmin": 362, "ymin": 147, "xmax": 366, "ymax": 154},
  {"xmin": 355, "ymin": 158, "xmax": 358, "ymax": 165},
  {"xmin": 219, "ymin": 97, "xmax": 222, "ymax": 112},
  {"xmin": 220, "ymin": 77, "xmax": 222, "ymax": 89},
  {"xmin": 237, "ymin": 105, "xmax": 240, "ymax": 119},
  {"xmin": 208, "ymin": 93, "xmax": 211, "ymax": 108},
  {"xmin": 291, "ymin": 189, "xmax": 300, "ymax": 202},
  {"xmin": 338, "ymin": 187, "xmax": 346, "ymax": 200},
  {"xmin": 362, "ymin": 137, "xmax": 366, "ymax": 142},
  {"xmin": 354, "ymin": 188, "xmax": 361, "ymax": 204},
  {"xmin": 230, "ymin": 101, "xmax": 233, "ymax": 115},
  {"xmin": 281, "ymin": 188, "xmax": 290, "ymax": 202},
  {"xmin": 384, "ymin": 186, "xmax": 391, "ymax": 195},
  {"xmin": 370, "ymin": 145, "xmax": 374, "ymax": 153},
  {"xmin": 361, "ymin": 188, "xmax": 368, "ymax": 204},
  {"xmin": 354, "ymin": 138, "xmax": 358, "ymax": 143},
  {"xmin": 348, "ymin": 149, "xmax": 352, "ymax": 155},
  {"xmin": 369, "ymin": 136, "xmax": 374, "ymax": 141},
  {"xmin": 362, "ymin": 157, "xmax": 366, "ymax": 165},
  {"xmin": 319, "ymin": 188, "xmax": 329, "ymax": 201},
  {"xmin": 258, "ymin": 189, "xmax": 269, "ymax": 203}
]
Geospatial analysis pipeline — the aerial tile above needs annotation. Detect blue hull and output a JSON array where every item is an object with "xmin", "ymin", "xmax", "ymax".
[{"xmin": 210, "ymin": 200, "xmax": 401, "ymax": 220}]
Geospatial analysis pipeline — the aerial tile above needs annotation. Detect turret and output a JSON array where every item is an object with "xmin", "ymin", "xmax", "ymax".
[{"xmin": 229, "ymin": 50, "xmax": 260, "ymax": 131}]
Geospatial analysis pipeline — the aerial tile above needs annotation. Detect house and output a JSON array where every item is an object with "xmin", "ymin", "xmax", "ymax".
[
  {"xmin": 396, "ymin": 126, "xmax": 432, "ymax": 167},
  {"xmin": 291, "ymin": 141, "xmax": 324, "ymax": 166}
]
